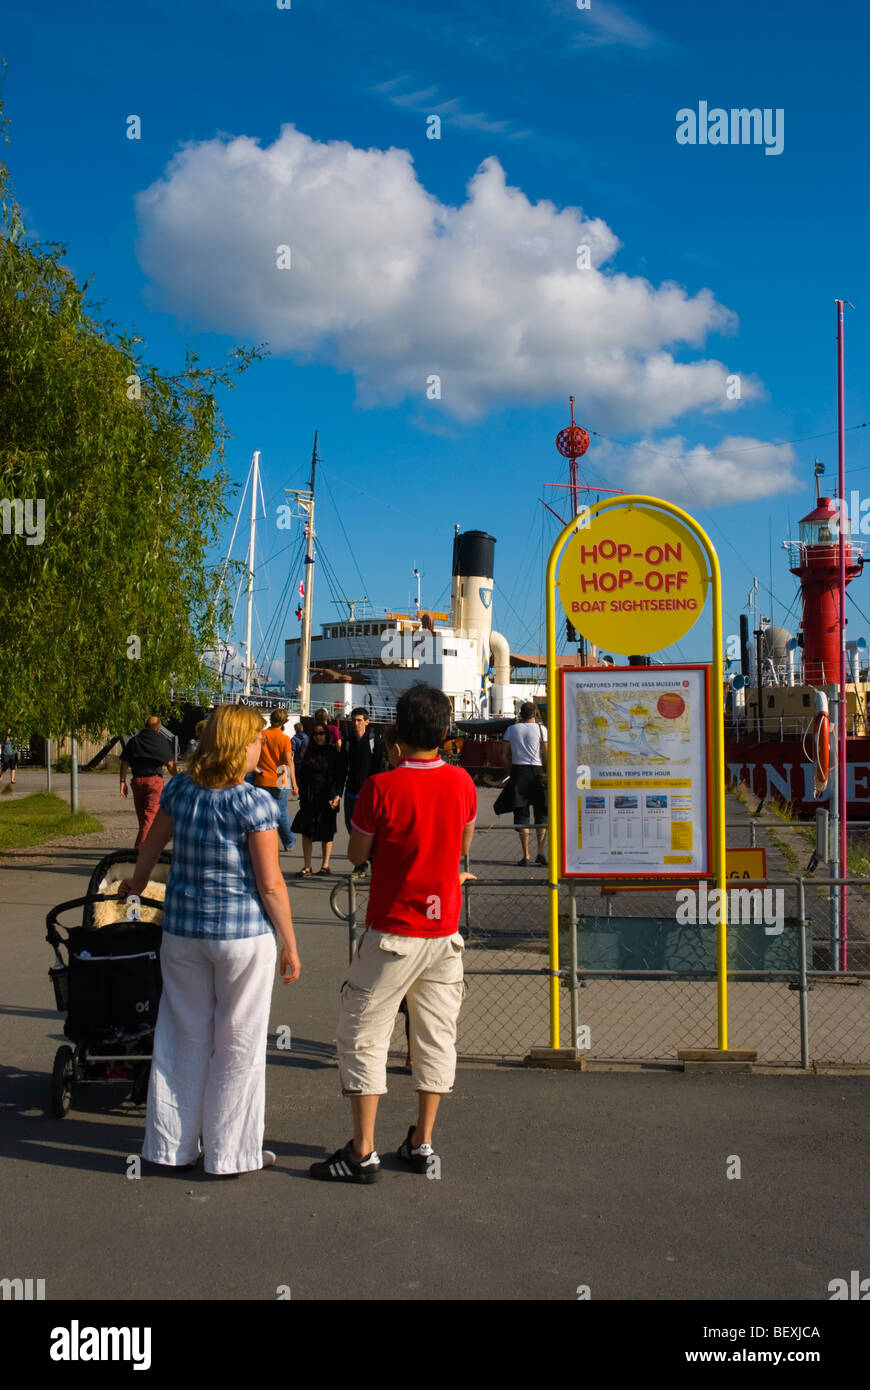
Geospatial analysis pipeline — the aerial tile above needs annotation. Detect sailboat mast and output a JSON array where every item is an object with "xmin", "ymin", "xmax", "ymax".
[
  {"xmin": 243, "ymin": 449, "xmax": 259, "ymax": 696},
  {"xmin": 299, "ymin": 431, "xmax": 318, "ymax": 717}
]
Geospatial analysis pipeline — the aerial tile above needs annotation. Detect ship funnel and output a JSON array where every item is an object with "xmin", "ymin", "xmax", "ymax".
[
  {"xmin": 762, "ymin": 626, "xmax": 791, "ymax": 667},
  {"xmin": 451, "ymin": 530, "xmax": 496, "ymax": 642}
]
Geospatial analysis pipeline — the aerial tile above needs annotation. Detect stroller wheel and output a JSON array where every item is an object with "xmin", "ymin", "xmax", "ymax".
[
  {"xmin": 129, "ymin": 1062, "xmax": 151, "ymax": 1107},
  {"xmin": 51, "ymin": 1045, "xmax": 75, "ymax": 1117}
]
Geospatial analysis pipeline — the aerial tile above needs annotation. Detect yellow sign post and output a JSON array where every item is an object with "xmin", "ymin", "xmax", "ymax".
[{"xmin": 546, "ymin": 496, "xmax": 728, "ymax": 1050}]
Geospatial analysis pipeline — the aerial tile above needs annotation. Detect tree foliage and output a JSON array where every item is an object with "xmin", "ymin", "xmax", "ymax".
[{"xmin": 0, "ymin": 91, "xmax": 261, "ymax": 737}]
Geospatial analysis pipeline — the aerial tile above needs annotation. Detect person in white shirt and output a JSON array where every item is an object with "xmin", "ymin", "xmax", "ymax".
[{"xmin": 501, "ymin": 703, "xmax": 548, "ymax": 866}]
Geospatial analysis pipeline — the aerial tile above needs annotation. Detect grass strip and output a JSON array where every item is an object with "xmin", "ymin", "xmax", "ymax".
[{"xmin": 0, "ymin": 792, "xmax": 103, "ymax": 851}]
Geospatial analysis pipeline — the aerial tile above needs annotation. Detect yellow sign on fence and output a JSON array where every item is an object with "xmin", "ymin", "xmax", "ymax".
[{"xmin": 725, "ymin": 848, "xmax": 767, "ymax": 880}]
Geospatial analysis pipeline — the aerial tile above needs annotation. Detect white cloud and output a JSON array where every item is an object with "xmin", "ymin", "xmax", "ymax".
[
  {"xmin": 568, "ymin": 0, "xmax": 667, "ymax": 51},
  {"xmin": 613, "ymin": 436, "xmax": 801, "ymax": 507},
  {"xmin": 372, "ymin": 76, "xmax": 513, "ymax": 134},
  {"xmin": 136, "ymin": 124, "xmax": 755, "ymax": 427}
]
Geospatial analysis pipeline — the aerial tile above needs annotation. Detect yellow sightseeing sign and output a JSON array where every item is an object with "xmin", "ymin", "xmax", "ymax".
[
  {"xmin": 546, "ymin": 495, "xmax": 729, "ymax": 1054},
  {"xmin": 558, "ymin": 504, "xmax": 708, "ymax": 653}
]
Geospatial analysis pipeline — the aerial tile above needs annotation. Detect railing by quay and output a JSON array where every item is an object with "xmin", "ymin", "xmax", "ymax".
[{"xmin": 322, "ymin": 851, "xmax": 870, "ymax": 1068}]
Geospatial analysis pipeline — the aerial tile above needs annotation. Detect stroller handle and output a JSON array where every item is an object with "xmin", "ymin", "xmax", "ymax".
[{"xmin": 46, "ymin": 894, "xmax": 166, "ymax": 947}]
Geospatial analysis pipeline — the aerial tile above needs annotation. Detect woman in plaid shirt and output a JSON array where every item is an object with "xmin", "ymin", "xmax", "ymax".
[{"xmin": 119, "ymin": 705, "xmax": 301, "ymax": 1175}]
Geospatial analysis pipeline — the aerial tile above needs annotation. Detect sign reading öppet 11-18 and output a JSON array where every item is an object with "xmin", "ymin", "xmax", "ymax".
[{"xmin": 561, "ymin": 665, "xmax": 711, "ymax": 879}]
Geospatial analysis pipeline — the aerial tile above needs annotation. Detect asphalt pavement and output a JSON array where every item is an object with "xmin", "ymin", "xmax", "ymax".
[{"xmin": 0, "ymin": 769, "xmax": 867, "ymax": 1300}]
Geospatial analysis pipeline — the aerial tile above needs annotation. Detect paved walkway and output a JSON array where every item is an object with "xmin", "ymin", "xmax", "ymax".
[{"xmin": 0, "ymin": 770, "xmax": 867, "ymax": 1298}]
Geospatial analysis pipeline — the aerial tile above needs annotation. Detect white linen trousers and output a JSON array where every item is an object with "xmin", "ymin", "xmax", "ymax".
[{"xmin": 142, "ymin": 930, "xmax": 276, "ymax": 1174}]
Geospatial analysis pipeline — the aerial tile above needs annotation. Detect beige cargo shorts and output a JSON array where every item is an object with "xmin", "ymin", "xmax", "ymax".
[{"xmin": 336, "ymin": 927, "xmax": 465, "ymax": 1095}]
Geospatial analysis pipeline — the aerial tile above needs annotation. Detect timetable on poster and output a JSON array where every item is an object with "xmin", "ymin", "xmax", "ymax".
[{"xmin": 560, "ymin": 666, "xmax": 710, "ymax": 878}]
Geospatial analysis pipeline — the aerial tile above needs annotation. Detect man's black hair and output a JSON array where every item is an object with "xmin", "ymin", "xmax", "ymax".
[
  {"xmin": 519, "ymin": 702, "xmax": 535, "ymax": 720},
  {"xmin": 350, "ymin": 706, "xmax": 369, "ymax": 721},
  {"xmin": 395, "ymin": 683, "xmax": 451, "ymax": 749}
]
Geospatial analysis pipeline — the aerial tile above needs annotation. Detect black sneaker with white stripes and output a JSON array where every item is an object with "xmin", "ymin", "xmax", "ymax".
[
  {"xmin": 397, "ymin": 1124, "xmax": 436, "ymax": 1175},
  {"xmin": 309, "ymin": 1141, "xmax": 381, "ymax": 1183}
]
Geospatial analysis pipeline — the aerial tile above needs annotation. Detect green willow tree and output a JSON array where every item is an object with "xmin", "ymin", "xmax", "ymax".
[{"xmin": 0, "ymin": 104, "xmax": 260, "ymax": 739}]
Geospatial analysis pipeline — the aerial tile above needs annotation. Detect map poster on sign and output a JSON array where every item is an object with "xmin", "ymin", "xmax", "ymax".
[{"xmin": 560, "ymin": 664, "xmax": 711, "ymax": 880}]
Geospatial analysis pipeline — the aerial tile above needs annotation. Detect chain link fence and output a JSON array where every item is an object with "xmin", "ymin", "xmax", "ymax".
[{"xmin": 325, "ymin": 827, "xmax": 870, "ymax": 1068}]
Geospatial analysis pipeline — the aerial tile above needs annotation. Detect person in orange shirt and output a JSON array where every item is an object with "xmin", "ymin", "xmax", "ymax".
[{"xmin": 253, "ymin": 709, "xmax": 299, "ymax": 852}]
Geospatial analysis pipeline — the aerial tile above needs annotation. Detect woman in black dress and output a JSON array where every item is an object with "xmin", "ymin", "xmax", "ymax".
[{"xmin": 292, "ymin": 726, "xmax": 345, "ymax": 876}]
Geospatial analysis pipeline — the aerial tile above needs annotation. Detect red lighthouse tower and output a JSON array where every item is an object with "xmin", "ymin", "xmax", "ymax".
[{"xmin": 789, "ymin": 494, "xmax": 862, "ymax": 685}]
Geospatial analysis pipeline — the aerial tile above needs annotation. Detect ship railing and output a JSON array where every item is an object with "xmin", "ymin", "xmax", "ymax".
[
  {"xmin": 725, "ymin": 714, "xmax": 870, "ymax": 740},
  {"xmin": 784, "ymin": 539, "xmax": 867, "ymax": 568}
]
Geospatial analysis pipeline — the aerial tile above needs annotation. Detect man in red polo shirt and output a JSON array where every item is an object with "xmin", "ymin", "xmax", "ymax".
[{"xmin": 310, "ymin": 683, "xmax": 476, "ymax": 1184}]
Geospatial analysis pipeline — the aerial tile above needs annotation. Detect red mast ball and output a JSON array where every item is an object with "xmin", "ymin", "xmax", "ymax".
[
  {"xmin": 556, "ymin": 394, "xmax": 590, "ymax": 460},
  {"xmin": 789, "ymin": 496, "xmax": 862, "ymax": 686},
  {"xmin": 556, "ymin": 425, "xmax": 590, "ymax": 459}
]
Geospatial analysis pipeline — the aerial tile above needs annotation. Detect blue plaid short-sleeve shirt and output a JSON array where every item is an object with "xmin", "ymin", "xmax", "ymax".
[{"xmin": 159, "ymin": 774, "xmax": 280, "ymax": 939}]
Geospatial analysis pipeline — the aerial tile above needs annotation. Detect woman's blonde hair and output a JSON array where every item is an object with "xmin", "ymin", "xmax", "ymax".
[{"xmin": 188, "ymin": 705, "xmax": 264, "ymax": 788}]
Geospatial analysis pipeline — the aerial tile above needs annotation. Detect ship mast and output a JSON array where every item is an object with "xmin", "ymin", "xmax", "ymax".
[
  {"xmin": 243, "ymin": 449, "xmax": 260, "ymax": 696},
  {"xmin": 286, "ymin": 431, "xmax": 318, "ymax": 717},
  {"xmin": 555, "ymin": 396, "xmax": 592, "ymax": 662}
]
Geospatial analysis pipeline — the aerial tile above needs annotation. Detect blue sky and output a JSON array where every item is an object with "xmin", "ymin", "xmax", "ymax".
[{"xmin": 4, "ymin": 0, "xmax": 870, "ymax": 678}]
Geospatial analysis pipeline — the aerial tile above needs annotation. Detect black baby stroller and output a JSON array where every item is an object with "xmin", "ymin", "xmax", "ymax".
[{"xmin": 45, "ymin": 848, "xmax": 171, "ymax": 1117}]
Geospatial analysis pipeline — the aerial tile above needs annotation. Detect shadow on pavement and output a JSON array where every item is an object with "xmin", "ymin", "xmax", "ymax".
[
  {"xmin": 0, "ymin": 1063, "xmax": 324, "ymax": 1179},
  {"xmin": 267, "ymin": 1036, "xmax": 337, "ymax": 1071}
]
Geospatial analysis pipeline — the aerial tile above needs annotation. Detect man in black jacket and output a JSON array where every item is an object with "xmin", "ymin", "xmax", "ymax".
[
  {"xmin": 343, "ymin": 708, "xmax": 387, "ymax": 876},
  {"xmin": 120, "ymin": 717, "xmax": 177, "ymax": 848}
]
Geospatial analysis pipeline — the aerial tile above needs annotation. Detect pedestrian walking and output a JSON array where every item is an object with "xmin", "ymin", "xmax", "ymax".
[
  {"xmin": 117, "ymin": 704, "xmax": 301, "ymax": 1175},
  {"xmin": 343, "ymin": 707, "xmax": 387, "ymax": 877},
  {"xmin": 313, "ymin": 707, "xmax": 342, "ymax": 750},
  {"xmin": 291, "ymin": 724, "xmax": 345, "ymax": 876},
  {"xmin": 253, "ymin": 709, "xmax": 298, "ymax": 853},
  {"xmin": 0, "ymin": 728, "xmax": 19, "ymax": 790},
  {"xmin": 495, "ymin": 703, "xmax": 548, "ymax": 866},
  {"xmin": 310, "ymin": 683, "xmax": 477, "ymax": 1185},
  {"xmin": 120, "ymin": 717, "xmax": 178, "ymax": 848},
  {"xmin": 290, "ymin": 721, "xmax": 308, "ymax": 767}
]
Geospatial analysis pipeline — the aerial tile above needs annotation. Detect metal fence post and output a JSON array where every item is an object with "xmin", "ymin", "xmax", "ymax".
[
  {"xmin": 797, "ymin": 874, "xmax": 810, "ymax": 1070},
  {"xmin": 568, "ymin": 881, "xmax": 580, "ymax": 1049},
  {"xmin": 70, "ymin": 734, "xmax": 78, "ymax": 815}
]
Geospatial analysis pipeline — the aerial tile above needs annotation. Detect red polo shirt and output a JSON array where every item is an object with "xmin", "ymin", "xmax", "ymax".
[{"xmin": 351, "ymin": 757, "xmax": 477, "ymax": 937}]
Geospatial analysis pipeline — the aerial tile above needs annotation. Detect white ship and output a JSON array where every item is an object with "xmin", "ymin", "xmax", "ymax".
[
  {"xmin": 223, "ymin": 438, "xmax": 550, "ymax": 721},
  {"xmin": 283, "ymin": 528, "xmax": 546, "ymax": 721}
]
